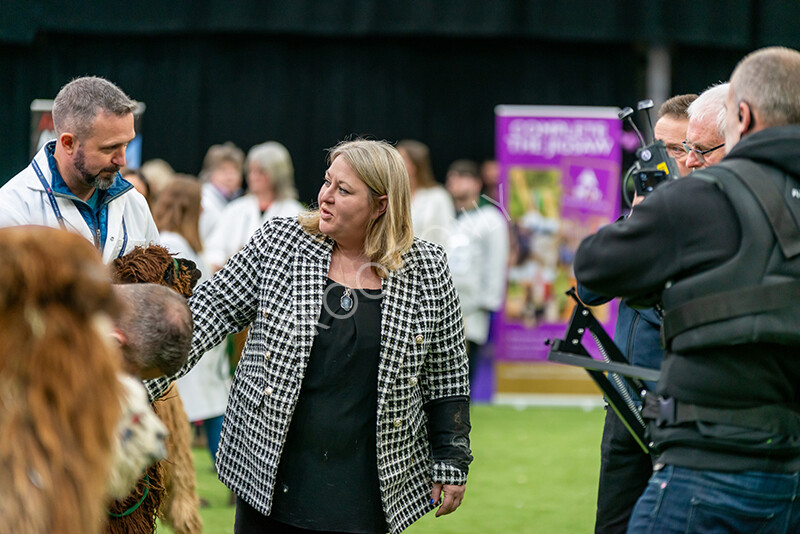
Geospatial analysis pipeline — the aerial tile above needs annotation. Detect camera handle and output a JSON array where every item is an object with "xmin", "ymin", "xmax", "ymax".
[{"xmin": 546, "ymin": 288, "xmax": 660, "ymax": 454}]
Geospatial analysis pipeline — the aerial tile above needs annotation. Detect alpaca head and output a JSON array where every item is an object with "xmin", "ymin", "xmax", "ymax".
[{"xmin": 110, "ymin": 245, "xmax": 200, "ymax": 298}]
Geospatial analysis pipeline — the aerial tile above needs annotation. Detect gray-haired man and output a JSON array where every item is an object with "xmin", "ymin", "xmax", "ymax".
[
  {"xmin": 0, "ymin": 76, "xmax": 157, "ymax": 262},
  {"xmin": 684, "ymin": 82, "xmax": 729, "ymax": 171}
]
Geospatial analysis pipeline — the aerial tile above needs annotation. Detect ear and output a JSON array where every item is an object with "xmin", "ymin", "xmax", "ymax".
[
  {"xmin": 737, "ymin": 101, "xmax": 753, "ymax": 134},
  {"xmin": 110, "ymin": 328, "xmax": 125, "ymax": 346},
  {"xmin": 372, "ymin": 195, "xmax": 388, "ymax": 220},
  {"xmin": 59, "ymin": 132, "xmax": 78, "ymax": 155}
]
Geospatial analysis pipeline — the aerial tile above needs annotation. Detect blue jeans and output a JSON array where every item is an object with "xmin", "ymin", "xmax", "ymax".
[{"xmin": 628, "ymin": 465, "xmax": 800, "ymax": 533}]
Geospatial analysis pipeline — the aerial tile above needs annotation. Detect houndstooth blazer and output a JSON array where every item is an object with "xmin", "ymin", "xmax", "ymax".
[{"xmin": 146, "ymin": 216, "xmax": 470, "ymax": 533}]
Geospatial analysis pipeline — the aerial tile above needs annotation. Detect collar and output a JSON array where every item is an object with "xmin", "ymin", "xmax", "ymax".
[{"xmin": 44, "ymin": 141, "xmax": 75, "ymax": 197}]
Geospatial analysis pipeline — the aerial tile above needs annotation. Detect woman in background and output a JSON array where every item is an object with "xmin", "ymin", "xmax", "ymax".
[
  {"xmin": 204, "ymin": 141, "xmax": 304, "ymax": 271},
  {"xmin": 198, "ymin": 142, "xmax": 245, "ymax": 243},
  {"xmin": 396, "ymin": 139, "xmax": 454, "ymax": 247},
  {"xmin": 152, "ymin": 176, "xmax": 231, "ymax": 464}
]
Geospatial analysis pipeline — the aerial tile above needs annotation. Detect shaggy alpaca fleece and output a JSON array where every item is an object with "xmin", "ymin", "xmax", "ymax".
[
  {"xmin": 0, "ymin": 227, "xmax": 123, "ymax": 534},
  {"xmin": 107, "ymin": 375, "xmax": 168, "ymax": 499},
  {"xmin": 108, "ymin": 245, "xmax": 203, "ymax": 534}
]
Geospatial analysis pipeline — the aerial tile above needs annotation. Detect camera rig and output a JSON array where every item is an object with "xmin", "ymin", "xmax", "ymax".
[
  {"xmin": 620, "ymin": 99, "xmax": 682, "ymax": 206},
  {"xmin": 545, "ymin": 288, "xmax": 661, "ymax": 453}
]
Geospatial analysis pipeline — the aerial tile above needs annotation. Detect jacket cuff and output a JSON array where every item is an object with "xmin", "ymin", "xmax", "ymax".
[
  {"xmin": 425, "ymin": 395, "xmax": 472, "ymax": 475},
  {"xmin": 431, "ymin": 461, "xmax": 469, "ymax": 485}
]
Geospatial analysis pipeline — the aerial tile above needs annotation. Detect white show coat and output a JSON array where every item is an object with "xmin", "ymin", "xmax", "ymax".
[
  {"xmin": 204, "ymin": 195, "xmax": 304, "ymax": 269},
  {"xmin": 199, "ymin": 182, "xmax": 230, "ymax": 243},
  {"xmin": 0, "ymin": 142, "xmax": 158, "ymax": 263},
  {"xmin": 410, "ymin": 185, "xmax": 454, "ymax": 247},
  {"xmin": 446, "ymin": 205, "xmax": 510, "ymax": 344}
]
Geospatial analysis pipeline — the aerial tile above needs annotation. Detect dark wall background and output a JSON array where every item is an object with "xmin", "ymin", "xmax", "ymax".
[{"xmin": 3, "ymin": 0, "xmax": 799, "ymax": 204}]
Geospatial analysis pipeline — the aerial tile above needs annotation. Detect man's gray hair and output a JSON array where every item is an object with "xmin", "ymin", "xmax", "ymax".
[
  {"xmin": 687, "ymin": 83, "xmax": 729, "ymax": 139},
  {"xmin": 113, "ymin": 283, "xmax": 192, "ymax": 377},
  {"xmin": 730, "ymin": 46, "xmax": 800, "ymax": 127},
  {"xmin": 52, "ymin": 76, "xmax": 137, "ymax": 139},
  {"xmin": 246, "ymin": 141, "xmax": 298, "ymax": 200}
]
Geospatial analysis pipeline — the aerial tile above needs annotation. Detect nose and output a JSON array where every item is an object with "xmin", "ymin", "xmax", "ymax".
[
  {"xmin": 319, "ymin": 184, "xmax": 334, "ymax": 204},
  {"xmin": 112, "ymin": 146, "xmax": 126, "ymax": 168},
  {"xmin": 685, "ymin": 150, "xmax": 702, "ymax": 169}
]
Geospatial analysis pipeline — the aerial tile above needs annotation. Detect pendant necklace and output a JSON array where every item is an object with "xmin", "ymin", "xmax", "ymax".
[
  {"xmin": 340, "ymin": 287, "xmax": 353, "ymax": 312},
  {"xmin": 338, "ymin": 254, "xmax": 354, "ymax": 312}
]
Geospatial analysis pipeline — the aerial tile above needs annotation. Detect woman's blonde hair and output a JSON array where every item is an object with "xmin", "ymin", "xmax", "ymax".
[
  {"xmin": 151, "ymin": 176, "xmax": 204, "ymax": 253},
  {"xmin": 299, "ymin": 139, "xmax": 414, "ymax": 276}
]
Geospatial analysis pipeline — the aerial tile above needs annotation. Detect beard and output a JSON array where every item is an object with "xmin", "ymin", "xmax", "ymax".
[{"xmin": 74, "ymin": 148, "xmax": 120, "ymax": 191}]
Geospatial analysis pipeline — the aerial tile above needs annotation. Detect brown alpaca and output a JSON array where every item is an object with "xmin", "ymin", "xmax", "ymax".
[
  {"xmin": 0, "ymin": 227, "xmax": 123, "ymax": 534},
  {"xmin": 108, "ymin": 245, "xmax": 203, "ymax": 534}
]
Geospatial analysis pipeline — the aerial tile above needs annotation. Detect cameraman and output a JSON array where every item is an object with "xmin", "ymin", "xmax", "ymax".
[
  {"xmin": 575, "ymin": 46, "xmax": 800, "ymax": 532},
  {"xmin": 577, "ymin": 93, "xmax": 696, "ymax": 534}
]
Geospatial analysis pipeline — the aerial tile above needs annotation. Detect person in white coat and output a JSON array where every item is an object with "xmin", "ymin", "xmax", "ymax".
[
  {"xmin": 0, "ymin": 76, "xmax": 157, "ymax": 262},
  {"xmin": 204, "ymin": 141, "xmax": 304, "ymax": 271},
  {"xmin": 397, "ymin": 139, "xmax": 454, "ymax": 247},
  {"xmin": 445, "ymin": 159, "xmax": 509, "ymax": 384},
  {"xmin": 198, "ymin": 142, "xmax": 245, "ymax": 243},
  {"xmin": 152, "ymin": 176, "xmax": 231, "ymax": 463}
]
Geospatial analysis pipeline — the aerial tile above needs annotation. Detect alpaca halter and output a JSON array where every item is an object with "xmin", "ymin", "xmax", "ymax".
[{"xmin": 108, "ymin": 474, "xmax": 150, "ymax": 518}]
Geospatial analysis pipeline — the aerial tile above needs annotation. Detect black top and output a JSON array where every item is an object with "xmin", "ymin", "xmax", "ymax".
[
  {"xmin": 270, "ymin": 278, "xmax": 387, "ymax": 533},
  {"xmin": 574, "ymin": 127, "xmax": 800, "ymax": 472}
]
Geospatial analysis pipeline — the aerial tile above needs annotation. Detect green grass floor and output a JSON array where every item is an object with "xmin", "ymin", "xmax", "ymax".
[{"xmin": 159, "ymin": 404, "xmax": 604, "ymax": 533}]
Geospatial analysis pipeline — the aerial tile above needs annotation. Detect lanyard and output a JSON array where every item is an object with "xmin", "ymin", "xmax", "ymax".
[
  {"xmin": 118, "ymin": 218, "xmax": 128, "ymax": 259},
  {"xmin": 32, "ymin": 159, "xmax": 67, "ymax": 230},
  {"xmin": 32, "ymin": 158, "xmax": 129, "ymax": 258}
]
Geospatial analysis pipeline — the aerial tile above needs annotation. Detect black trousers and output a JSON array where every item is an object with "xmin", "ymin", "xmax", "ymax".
[
  {"xmin": 235, "ymin": 498, "xmax": 335, "ymax": 534},
  {"xmin": 595, "ymin": 407, "xmax": 654, "ymax": 534},
  {"xmin": 234, "ymin": 497, "xmax": 386, "ymax": 534}
]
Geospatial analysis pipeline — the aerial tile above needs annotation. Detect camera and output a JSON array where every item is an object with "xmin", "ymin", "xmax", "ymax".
[
  {"xmin": 631, "ymin": 140, "xmax": 681, "ymax": 196},
  {"xmin": 620, "ymin": 100, "xmax": 682, "ymax": 205}
]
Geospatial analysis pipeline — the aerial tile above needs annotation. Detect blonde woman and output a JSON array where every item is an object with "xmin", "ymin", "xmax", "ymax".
[{"xmin": 145, "ymin": 139, "xmax": 472, "ymax": 533}]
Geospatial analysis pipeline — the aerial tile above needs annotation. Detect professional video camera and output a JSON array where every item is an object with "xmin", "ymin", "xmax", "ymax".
[{"xmin": 620, "ymin": 99, "xmax": 682, "ymax": 206}]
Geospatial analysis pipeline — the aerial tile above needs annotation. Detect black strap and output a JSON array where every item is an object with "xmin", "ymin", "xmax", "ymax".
[
  {"xmin": 717, "ymin": 159, "xmax": 800, "ymax": 259},
  {"xmin": 663, "ymin": 279, "xmax": 800, "ymax": 342},
  {"xmin": 643, "ymin": 394, "xmax": 800, "ymax": 435}
]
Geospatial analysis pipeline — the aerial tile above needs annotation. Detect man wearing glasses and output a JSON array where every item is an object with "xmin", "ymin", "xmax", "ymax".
[
  {"xmin": 654, "ymin": 94, "xmax": 698, "ymax": 177},
  {"xmin": 576, "ymin": 47, "xmax": 800, "ymax": 532},
  {"xmin": 683, "ymin": 83, "xmax": 729, "ymax": 171}
]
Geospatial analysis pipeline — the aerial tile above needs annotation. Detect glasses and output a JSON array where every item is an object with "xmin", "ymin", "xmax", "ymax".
[{"xmin": 682, "ymin": 141, "xmax": 724, "ymax": 164}]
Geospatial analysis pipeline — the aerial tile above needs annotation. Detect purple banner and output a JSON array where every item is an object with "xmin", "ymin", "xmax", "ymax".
[{"xmin": 494, "ymin": 106, "xmax": 622, "ymax": 362}]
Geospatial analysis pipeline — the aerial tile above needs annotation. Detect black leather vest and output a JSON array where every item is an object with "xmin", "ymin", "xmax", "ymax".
[{"xmin": 661, "ymin": 158, "xmax": 800, "ymax": 353}]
